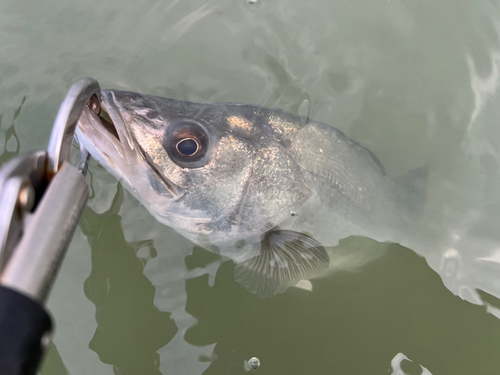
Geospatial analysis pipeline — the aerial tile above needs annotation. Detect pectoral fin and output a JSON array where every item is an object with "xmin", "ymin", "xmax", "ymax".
[{"xmin": 234, "ymin": 230, "xmax": 329, "ymax": 297}]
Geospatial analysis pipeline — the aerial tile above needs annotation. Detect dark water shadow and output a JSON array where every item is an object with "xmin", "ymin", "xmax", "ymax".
[
  {"xmin": 39, "ymin": 341, "xmax": 70, "ymax": 375},
  {"xmin": 79, "ymin": 183, "xmax": 178, "ymax": 375},
  {"xmin": 185, "ymin": 237, "xmax": 500, "ymax": 375}
]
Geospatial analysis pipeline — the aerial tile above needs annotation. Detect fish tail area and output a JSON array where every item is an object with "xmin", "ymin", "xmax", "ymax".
[{"xmin": 234, "ymin": 230, "xmax": 329, "ymax": 298}]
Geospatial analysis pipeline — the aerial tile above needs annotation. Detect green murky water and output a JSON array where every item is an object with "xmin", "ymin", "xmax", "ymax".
[{"xmin": 1, "ymin": 0, "xmax": 500, "ymax": 373}]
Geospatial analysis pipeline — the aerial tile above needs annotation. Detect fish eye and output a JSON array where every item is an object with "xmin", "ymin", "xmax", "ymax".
[
  {"xmin": 176, "ymin": 138, "xmax": 199, "ymax": 156},
  {"xmin": 164, "ymin": 120, "xmax": 210, "ymax": 168}
]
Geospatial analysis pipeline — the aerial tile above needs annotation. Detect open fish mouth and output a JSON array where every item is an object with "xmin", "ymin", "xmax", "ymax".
[
  {"xmin": 76, "ymin": 90, "xmax": 182, "ymax": 198},
  {"xmin": 96, "ymin": 106, "xmax": 119, "ymax": 140},
  {"xmin": 76, "ymin": 91, "xmax": 130, "ymax": 161}
]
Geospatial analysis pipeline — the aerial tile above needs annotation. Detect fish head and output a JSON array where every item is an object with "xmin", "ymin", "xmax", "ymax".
[{"xmin": 76, "ymin": 90, "xmax": 311, "ymax": 245}]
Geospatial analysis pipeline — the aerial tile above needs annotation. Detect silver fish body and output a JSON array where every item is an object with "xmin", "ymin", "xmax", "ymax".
[{"xmin": 77, "ymin": 90, "xmax": 419, "ymax": 296}]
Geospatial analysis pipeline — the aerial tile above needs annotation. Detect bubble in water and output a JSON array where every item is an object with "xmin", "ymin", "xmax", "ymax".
[
  {"xmin": 248, "ymin": 0, "xmax": 257, "ymax": 4},
  {"xmin": 244, "ymin": 357, "xmax": 260, "ymax": 371}
]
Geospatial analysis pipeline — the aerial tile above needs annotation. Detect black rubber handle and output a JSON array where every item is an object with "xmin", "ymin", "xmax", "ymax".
[{"xmin": 0, "ymin": 286, "xmax": 52, "ymax": 375}]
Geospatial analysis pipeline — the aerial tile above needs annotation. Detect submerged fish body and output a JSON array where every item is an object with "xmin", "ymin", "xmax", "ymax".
[{"xmin": 77, "ymin": 90, "xmax": 420, "ymax": 296}]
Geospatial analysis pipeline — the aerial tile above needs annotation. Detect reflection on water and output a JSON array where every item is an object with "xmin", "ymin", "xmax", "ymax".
[
  {"xmin": 0, "ymin": 96, "xmax": 23, "ymax": 167},
  {"xmin": 79, "ymin": 183, "xmax": 178, "ymax": 375},
  {"xmin": 185, "ymin": 238, "xmax": 500, "ymax": 375}
]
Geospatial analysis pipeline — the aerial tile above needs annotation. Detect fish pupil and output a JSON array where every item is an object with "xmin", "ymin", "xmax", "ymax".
[{"xmin": 177, "ymin": 138, "xmax": 198, "ymax": 156}]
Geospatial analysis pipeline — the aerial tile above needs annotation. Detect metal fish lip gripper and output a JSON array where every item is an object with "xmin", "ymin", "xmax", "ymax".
[{"xmin": 0, "ymin": 78, "xmax": 100, "ymax": 375}]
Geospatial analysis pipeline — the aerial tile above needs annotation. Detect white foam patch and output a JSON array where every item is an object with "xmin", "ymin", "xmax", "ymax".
[
  {"xmin": 293, "ymin": 279, "xmax": 313, "ymax": 292},
  {"xmin": 390, "ymin": 353, "xmax": 433, "ymax": 375},
  {"xmin": 466, "ymin": 22, "xmax": 500, "ymax": 132}
]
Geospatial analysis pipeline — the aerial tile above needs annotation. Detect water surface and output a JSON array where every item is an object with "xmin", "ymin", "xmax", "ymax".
[{"xmin": 1, "ymin": 0, "xmax": 500, "ymax": 373}]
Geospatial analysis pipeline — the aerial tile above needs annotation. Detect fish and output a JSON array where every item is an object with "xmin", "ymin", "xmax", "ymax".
[{"xmin": 76, "ymin": 90, "xmax": 425, "ymax": 297}]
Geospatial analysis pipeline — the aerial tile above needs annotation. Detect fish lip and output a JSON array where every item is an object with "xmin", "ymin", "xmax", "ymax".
[
  {"xmin": 76, "ymin": 91, "xmax": 128, "ymax": 156},
  {"xmin": 102, "ymin": 91, "xmax": 183, "ymax": 198}
]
